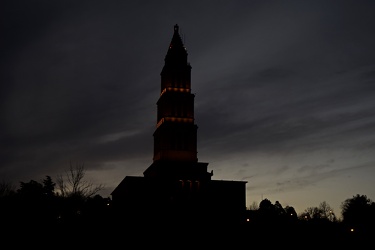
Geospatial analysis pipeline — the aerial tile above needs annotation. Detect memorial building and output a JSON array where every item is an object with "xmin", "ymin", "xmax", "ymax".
[{"xmin": 111, "ymin": 24, "xmax": 247, "ymax": 226}]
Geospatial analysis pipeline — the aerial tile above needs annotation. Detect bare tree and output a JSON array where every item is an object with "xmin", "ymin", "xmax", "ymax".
[
  {"xmin": 301, "ymin": 202, "xmax": 337, "ymax": 222},
  {"xmin": 248, "ymin": 201, "xmax": 259, "ymax": 210},
  {"xmin": 304, "ymin": 206, "xmax": 322, "ymax": 219},
  {"xmin": 56, "ymin": 162, "xmax": 104, "ymax": 199},
  {"xmin": 319, "ymin": 201, "xmax": 337, "ymax": 222},
  {"xmin": 0, "ymin": 181, "xmax": 16, "ymax": 197}
]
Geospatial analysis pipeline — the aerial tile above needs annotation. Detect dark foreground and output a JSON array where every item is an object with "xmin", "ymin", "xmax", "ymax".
[{"xmin": 3, "ymin": 217, "xmax": 372, "ymax": 249}]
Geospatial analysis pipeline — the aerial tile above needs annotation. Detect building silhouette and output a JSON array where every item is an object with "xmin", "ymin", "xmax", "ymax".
[{"xmin": 111, "ymin": 24, "xmax": 247, "ymax": 226}]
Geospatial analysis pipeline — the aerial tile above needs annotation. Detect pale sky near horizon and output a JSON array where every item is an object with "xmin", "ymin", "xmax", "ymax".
[{"xmin": 1, "ymin": 0, "xmax": 375, "ymax": 218}]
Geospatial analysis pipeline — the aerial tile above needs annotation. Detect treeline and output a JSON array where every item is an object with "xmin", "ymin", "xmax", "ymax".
[
  {"xmin": 0, "ymin": 164, "xmax": 374, "ymax": 246},
  {"xmin": 242, "ymin": 195, "xmax": 375, "ymax": 247},
  {"xmin": 0, "ymin": 164, "xmax": 109, "ymax": 228}
]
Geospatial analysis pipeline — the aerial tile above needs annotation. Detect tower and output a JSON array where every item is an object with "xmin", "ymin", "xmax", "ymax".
[
  {"xmin": 143, "ymin": 24, "xmax": 212, "ymax": 182},
  {"xmin": 111, "ymin": 24, "xmax": 247, "ymax": 226},
  {"xmin": 153, "ymin": 24, "xmax": 197, "ymax": 163}
]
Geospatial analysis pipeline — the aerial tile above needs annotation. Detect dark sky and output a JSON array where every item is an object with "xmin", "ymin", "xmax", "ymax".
[{"xmin": 1, "ymin": 0, "xmax": 375, "ymax": 216}]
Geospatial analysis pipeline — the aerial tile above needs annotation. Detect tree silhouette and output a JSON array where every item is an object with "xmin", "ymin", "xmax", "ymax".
[
  {"xmin": 247, "ymin": 201, "xmax": 258, "ymax": 210},
  {"xmin": 341, "ymin": 194, "xmax": 375, "ymax": 234},
  {"xmin": 42, "ymin": 175, "xmax": 56, "ymax": 197},
  {"xmin": 300, "ymin": 201, "xmax": 337, "ymax": 222},
  {"xmin": 284, "ymin": 205, "xmax": 297, "ymax": 219},
  {"xmin": 56, "ymin": 162, "xmax": 104, "ymax": 198},
  {"xmin": 319, "ymin": 201, "xmax": 337, "ymax": 222},
  {"xmin": 0, "ymin": 180, "xmax": 16, "ymax": 197}
]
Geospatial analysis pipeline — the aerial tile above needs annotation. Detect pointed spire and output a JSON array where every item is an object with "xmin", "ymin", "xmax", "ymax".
[
  {"xmin": 169, "ymin": 24, "xmax": 184, "ymax": 49},
  {"xmin": 164, "ymin": 24, "xmax": 188, "ymax": 68}
]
